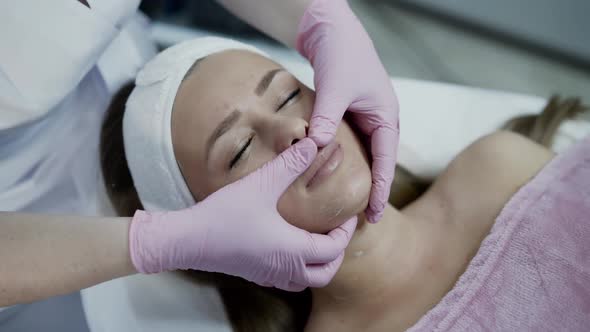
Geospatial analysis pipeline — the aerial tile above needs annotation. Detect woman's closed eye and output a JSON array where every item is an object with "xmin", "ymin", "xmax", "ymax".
[
  {"xmin": 228, "ymin": 87, "xmax": 301, "ymax": 170},
  {"xmin": 229, "ymin": 135, "xmax": 254, "ymax": 169},
  {"xmin": 277, "ymin": 88, "xmax": 301, "ymax": 111}
]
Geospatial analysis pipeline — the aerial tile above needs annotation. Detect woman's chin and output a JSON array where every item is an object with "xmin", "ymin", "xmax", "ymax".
[
  {"xmin": 308, "ymin": 181, "xmax": 370, "ymax": 233},
  {"xmin": 278, "ymin": 189, "xmax": 367, "ymax": 234}
]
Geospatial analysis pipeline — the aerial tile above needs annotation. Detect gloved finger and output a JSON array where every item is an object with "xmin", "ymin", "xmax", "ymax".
[
  {"xmin": 308, "ymin": 96, "xmax": 350, "ymax": 147},
  {"xmin": 282, "ymin": 282, "xmax": 308, "ymax": 292},
  {"xmin": 271, "ymin": 273, "xmax": 306, "ymax": 292},
  {"xmin": 257, "ymin": 137, "xmax": 318, "ymax": 198},
  {"xmin": 259, "ymin": 281, "xmax": 274, "ymax": 288},
  {"xmin": 303, "ymin": 252, "xmax": 345, "ymax": 288},
  {"xmin": 304, "ymin": 216, "xmax": 357, "ymax": 264},
  {"xmin": 365, "ymin": 126, "xmax": 399, "ymax": 223}
]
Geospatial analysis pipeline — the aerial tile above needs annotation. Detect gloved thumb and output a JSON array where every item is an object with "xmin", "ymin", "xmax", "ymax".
[
  {"xmin": 260, "ymin": 138, "xmax": 318, "ymax": 198},
  {"xmin": 309, "ymin": 92, "xmax": 350, "ymax": 147}
]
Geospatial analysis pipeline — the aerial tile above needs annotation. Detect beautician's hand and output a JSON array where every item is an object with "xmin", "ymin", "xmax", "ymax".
[
  {"xmin": 129, "ymin": 138, "xmax": 357, "ymax": 291},
  {"xmin": 297, "ymin": 0, "xmax": 400, "ymax": 223}
]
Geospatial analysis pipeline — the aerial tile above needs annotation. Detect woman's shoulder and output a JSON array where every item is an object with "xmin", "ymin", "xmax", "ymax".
[
  {"xmin": 406, "ymin": 131, "xmax": 555, "ymax": 230},
  {"xmin": 444, "ymin": 131, "xmax": 555, "ymax": 195}
]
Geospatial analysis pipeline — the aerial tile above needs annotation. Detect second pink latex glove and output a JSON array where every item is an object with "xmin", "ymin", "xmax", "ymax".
[
  {"xmin": 297, "ymin": 0, "xmax": 400, "ymax": 223},
  {"xmin": 129, "ymin": 138, "xmax": 357, "ymax": 291}
]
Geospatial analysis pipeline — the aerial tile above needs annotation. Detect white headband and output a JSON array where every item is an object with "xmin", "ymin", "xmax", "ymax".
[{"xmin": 123, "ymin": 37, "xmax": 268, "ymax": 211}]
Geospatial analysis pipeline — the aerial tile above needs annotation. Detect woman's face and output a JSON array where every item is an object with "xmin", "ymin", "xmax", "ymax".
[{"xmin": 171, "ymin": 50, "xmax": 371, "ymax": 233}]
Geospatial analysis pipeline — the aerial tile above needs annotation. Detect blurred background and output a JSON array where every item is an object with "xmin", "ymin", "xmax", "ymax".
[{"xmin": 140, "ymin": 0, "xmax": 590, "ymax": 103}]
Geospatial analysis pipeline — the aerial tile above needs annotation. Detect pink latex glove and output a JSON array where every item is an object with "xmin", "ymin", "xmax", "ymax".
[
  {"xmin": 297, "ymin": 0, "xmax": 400, "ymax": 223},
  {"xmin": 129, "ymin": 138, "xmax": 357, "ymax": 291}
]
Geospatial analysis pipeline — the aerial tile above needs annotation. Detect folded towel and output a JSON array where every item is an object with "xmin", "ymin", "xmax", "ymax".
[{"xmin": 408, "ymin": 135, "xmax": 590, "ymax": 332}]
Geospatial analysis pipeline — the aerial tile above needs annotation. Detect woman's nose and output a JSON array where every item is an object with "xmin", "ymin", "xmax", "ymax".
[{"xmin": 274, "ymin": 117, "xmax": 309, "ymax": 152}]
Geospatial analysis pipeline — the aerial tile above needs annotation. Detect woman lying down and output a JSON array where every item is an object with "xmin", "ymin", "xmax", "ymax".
[{"xmin": 100, "ymin": 37, "xmax": 590, "ymax": 332}]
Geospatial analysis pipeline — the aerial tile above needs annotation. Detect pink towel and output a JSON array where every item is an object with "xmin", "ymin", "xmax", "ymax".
[{"xmin": 408, "ymin": 136, "xmax": 590, "ymax": 332}]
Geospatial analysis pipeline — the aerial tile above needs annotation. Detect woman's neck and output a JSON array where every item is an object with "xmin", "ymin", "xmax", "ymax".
[{"xmin": 307, "ymin": 204, "xmax": 466, "ymax": 331}]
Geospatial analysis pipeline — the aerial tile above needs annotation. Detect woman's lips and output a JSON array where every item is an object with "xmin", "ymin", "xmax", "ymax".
[{"xmin": 304, "ymin": 141, "xmax": 344, "ymax": 190}]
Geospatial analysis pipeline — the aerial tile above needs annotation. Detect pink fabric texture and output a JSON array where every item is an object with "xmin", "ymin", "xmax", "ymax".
[{"xmin": 408, "ymin": 136, "xmax": 590, "ymax": 332}]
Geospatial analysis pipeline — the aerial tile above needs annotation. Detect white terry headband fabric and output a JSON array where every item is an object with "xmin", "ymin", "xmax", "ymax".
[{"xmin": 123, "ymin": 37, "xmax": 268, "ymax": 211}]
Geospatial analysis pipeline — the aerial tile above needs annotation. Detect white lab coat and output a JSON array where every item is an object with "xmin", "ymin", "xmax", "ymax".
[
  {"xmin": 0, "ymin": 0, "xmax": 156, "ymax": 317},
  {"xmin": 0, "ymin": 0, "xmax": 156, "ymax": 214},
  {"xmin": 0, "ymin": 3, "xmax": 234, "ymax": 328}
]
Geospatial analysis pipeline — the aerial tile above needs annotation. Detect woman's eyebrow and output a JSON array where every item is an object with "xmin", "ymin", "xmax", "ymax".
[
  {"xmin": 255, "ymin": 68, "xmax": 284, "ymax": 96},
  {"xmin": 206, "ymin": 109, "xmax": 241, "ymax": 162}
]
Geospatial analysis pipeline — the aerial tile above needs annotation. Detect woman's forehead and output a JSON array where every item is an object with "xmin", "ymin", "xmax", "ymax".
[
  {"xmin": 199, "ymin": 49, "xmax": 279, "ymax": 75},
  {"xmin": 176, "ymin": 51, "xmax": 281, "ymax": 115},
  {"xmin": 178, "ymin": 51, "xmax": 280, "ymax": 105}
]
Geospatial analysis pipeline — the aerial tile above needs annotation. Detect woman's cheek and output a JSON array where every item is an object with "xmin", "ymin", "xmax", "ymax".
[
  {"xmin": 277, "ymin": 185, "xmax": 311, "ymax": 231},
  {"xmin": 277, "ymin": 184, "xmax": 328, "ymax": 233},
  {"xmin": 277, "ymin": 181, "xmax": 359, "ymax": 234}
]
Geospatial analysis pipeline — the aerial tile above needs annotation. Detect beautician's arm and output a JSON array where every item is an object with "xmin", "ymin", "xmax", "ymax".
[
  {"xmin": 0, "ymin": 212, "xmax": 135, "ymax": 306},
  {"xmin": 216, "ymin": 0, "xmax": 311, "ymax": 47}
]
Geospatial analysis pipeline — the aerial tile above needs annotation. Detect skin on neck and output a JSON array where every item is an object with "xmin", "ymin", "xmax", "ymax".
[{"xmin": 307, "ymin": 204, "xmax": 464, "ymax": 331}]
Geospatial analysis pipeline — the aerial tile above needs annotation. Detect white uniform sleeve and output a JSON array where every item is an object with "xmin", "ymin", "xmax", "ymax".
[{"xmin": 0, "ymin": 0, "xmax": 139, "ymax": 130}]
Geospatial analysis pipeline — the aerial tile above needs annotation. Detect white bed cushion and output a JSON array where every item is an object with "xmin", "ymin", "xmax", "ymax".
[
  {"xmin": 394, "ymin": 78, "xmax": 546, "ymax": 178},
  {"xmin": 81, "ymin": 272, "xmax": 230, "ymax": 332}
]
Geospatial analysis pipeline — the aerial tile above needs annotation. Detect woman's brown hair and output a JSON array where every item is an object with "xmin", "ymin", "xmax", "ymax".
[{"xmin": 100, "ymin": 83, "xmax": 586, "ymax": 331}]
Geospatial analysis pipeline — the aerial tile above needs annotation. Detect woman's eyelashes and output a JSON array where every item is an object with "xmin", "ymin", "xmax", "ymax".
[
  {"xmin": 229, "ymin": 135, "xmax": 253, "ymax": 169},
  {"xmin": 277, "ymin": 88, "xmax": 301, "ymax": 111},
  {"xmin": 228, "ymin": 87, "xmax": 301, "ymax": 170}
]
